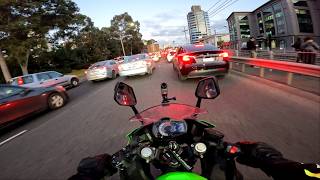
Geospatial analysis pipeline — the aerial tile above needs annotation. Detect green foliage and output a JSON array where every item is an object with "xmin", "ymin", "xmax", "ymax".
[{"xmin": 0, "ymin": 2, "xmax": 144, "ymax": 78}]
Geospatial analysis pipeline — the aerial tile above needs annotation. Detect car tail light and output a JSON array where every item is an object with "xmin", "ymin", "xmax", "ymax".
[
  {"xmin": 18, "ymin": 77, "xmax": 24, "ymax": 85},
  {"xmin": 180, "ymin": 55, "xmax": 196, "ymax": 64},
  {"xmin": 55, "ymin": 85, "xmax": 66, "ymax": 91},
  {"xmin": 219, "ymin": 52, "xmax": 229, "ymax": 58},
  {"xmin": 118, "ymin": 65, "xmax": 123, "ymax": 71}
]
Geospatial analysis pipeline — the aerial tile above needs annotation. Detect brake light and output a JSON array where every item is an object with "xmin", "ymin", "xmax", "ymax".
[
  {"xmin": 118, "ymin": 65, "xmax": 123, "ymax": 71},
  {"xmin": 195, "ymin": 44, "xmax": 204, "ymax": 47},
  {"xmin": 219, "ymin": 52, "xmax": 229, "ymax": 58},
  {"xmin": 182, "ymin": 55, "xmax": 195, "ymax": 62},
  {"xmin": 18, "ymin": 77, "xmax": 23, "ymax": 85}
]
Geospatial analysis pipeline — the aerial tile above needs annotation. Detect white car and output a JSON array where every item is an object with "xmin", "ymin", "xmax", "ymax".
[
  {"xmin": 86, "ymin": 60, "xmax": 119, "ymax": 81},
  {"xmin": 9, "ymin": 71, "xmax": 79, "ymax": 88},
  {"xmin": 167, "ymin": 51, "xmax": 176, "ymax": 63},
  {"xmin": 119, "ymin": 54, "xmax": 155, "ymax": 77}
]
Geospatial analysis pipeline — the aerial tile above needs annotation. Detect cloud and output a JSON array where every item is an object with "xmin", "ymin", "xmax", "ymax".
[
  {"xmin": 210, "ymin": 18, "xmax": 229, "ymax": 33},
  {"xmin": 140, "ymin": 11, "xmax": 188, "ymax": 45}
]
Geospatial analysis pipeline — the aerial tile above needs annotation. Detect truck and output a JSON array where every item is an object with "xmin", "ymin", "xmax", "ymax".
[
  {"xmin": 147, "ymin": 44, "xmax": 161, "ymax": 61},
  {"xmin": 147, "ymin": 44, "xmax": 160, "ymax": 53}
]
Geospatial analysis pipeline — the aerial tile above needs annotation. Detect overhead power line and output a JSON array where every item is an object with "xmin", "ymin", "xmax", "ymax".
[
  {"xmin": 206, "ymin": 0, "xmax": 223, "ymax": 13},
  {"xmin": 209, "ymin": 0, "xmax": 240, "ymax": 18},
  {"xmin": 208, "ymin": 0, "xmax": 233, "ymax": 16}
]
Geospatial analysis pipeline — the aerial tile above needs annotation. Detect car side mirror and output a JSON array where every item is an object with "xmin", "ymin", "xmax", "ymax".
[
  {"xmin": 195, "ymin": 77, "xmax": 220, "ymax": 107},
  {"xmin": 114, "ymin": 82, "xmax": 137, "ymax": 106},
  {"xmin": 114, "ymin": 82, "xmax": 140, "ymax": 115}
]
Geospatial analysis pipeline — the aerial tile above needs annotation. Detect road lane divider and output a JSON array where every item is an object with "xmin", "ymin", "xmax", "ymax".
[{"xmin": 0, "ymin": 130, "xmax": 28, "ymax": 147}]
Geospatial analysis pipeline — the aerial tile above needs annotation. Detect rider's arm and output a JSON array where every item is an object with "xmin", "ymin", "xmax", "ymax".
[
  {"xmin": 68, "ymin": 154, "xmax": 117, "ymax": 180},
  {"xmin": 236, "ymin": 142, "xmax": 320, "ymax": 180}
]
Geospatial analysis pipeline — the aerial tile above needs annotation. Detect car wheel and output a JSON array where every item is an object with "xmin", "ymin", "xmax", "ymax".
[
  {"xmin": 48, "ymin": 93, "xmax": 65, "ymax": 110},
  {"xmin": 112, "ymin": 70, "xmax": 116, "ymax": 79},
  {"xmin": 71, "ymin": 78, "xmax": 79, "ymax": 87},
  {"xmin": 178, "ymin": 71, "xmax": 187, "ymax": 81}
]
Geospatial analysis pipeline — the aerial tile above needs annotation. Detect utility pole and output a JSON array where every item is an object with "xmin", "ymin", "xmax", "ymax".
[
  {"xmin": 214, "ymin": 28, "xmax": 217, "ymax": 47},
  {"xmin": 183, "ymin": 27, "xmax": 188, "ymax": 44}
]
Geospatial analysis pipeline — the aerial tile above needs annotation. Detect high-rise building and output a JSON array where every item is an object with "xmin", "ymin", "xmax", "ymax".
[
  {"xmin": 227, "ymin": 0, "xmax": 320, "ymax": 50},
  {"xmin": 187, "ymin": 5, "xmax": 211, "ymax": 44}
]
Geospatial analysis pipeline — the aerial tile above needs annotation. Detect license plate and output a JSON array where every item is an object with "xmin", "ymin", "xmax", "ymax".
[
  {"xmin": 203, "ymin": 57, "xmax": 223, "ymax": 62},
  {"xmin": 203, "ymin": 58, "xmax": 215, "ymax": 62}
]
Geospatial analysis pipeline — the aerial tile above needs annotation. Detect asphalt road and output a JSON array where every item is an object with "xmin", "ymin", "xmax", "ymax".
[{"xmin": 0, "ymin": 61, "xmax": 319, "ymax": 180}]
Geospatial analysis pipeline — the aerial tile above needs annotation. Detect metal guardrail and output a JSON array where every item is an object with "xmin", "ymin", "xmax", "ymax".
[
  {"xmin": 226, "ymin": 49, "xmax": 320, "ymax": 66},
  {"xmin": 229, "ymin": 56, "xmax": 320, "ymax": 85}
]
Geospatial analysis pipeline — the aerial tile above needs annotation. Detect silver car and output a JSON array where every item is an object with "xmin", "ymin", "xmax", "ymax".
[
  {"xmin": 86, "ymin": 60, "xmax": 119, "ymax": 81},
  {"xmin": 9, "ymin": 71, "xmax": 79, "ymax": 88},
  {"xmin": 118, "ymin": 54, "xmax": 155, "ymax": 77}
]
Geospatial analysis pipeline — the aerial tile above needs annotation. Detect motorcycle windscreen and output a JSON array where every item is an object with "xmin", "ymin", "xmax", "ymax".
[
  {"xmin": 156, "ymin": 172, "xmax": 207, "ymax": 180},
  {"xmin": 129, "ymin": 103, "xmax": 207, "ymax": 126}
]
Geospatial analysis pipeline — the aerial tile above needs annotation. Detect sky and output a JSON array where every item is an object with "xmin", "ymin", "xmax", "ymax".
[{"xmin": 73, "ymin": 0, "xmax": 269, "ymax": 45}]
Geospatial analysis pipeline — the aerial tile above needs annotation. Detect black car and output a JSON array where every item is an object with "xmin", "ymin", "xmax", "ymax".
[
  {"xmin": 172, "ymin": 44, "xmax": 230, "ymax": 80},
  {"xmin": 0, "ymin": 84, "xmax": 68, "ymax": 127}
]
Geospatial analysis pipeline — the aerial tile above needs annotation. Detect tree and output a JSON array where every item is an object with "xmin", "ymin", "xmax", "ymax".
[
  {"xmin": 145, "ymin": 39, "xmax": 157, "ymax": 45},
  {"xmin": 109, "ymin": 13, "xmax": 144, "ymax": 56},
  {"xmin": 0, "ymin": 0, "xmax": 86, "ymax": 75}
]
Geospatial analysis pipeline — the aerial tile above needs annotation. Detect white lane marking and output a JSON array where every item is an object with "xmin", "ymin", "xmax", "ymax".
[{"xmin": 0, "ymin": 130, "xmax": 28, "ymax": 147}]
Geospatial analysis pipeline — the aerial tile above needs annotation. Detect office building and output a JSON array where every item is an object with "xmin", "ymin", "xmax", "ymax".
[
  {"xmin": 187, "ymin": 5, "xmax": 211, "ymax": 44},
  {"xmin": 227, "ymin": 0, "xmax": 320, "ymax": 50}
]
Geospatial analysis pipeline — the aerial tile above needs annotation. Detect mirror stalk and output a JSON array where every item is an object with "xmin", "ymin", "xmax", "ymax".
[
  {"xmin": 131, "ymin": 106, "xmax": 139, "ymax": 115},
  {"xmin": 196, "ymin": 98, "xmax": 202, "ymax": 108}
]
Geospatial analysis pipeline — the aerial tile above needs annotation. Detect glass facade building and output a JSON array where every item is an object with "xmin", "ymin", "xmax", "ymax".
[
  {"xmin": 187, "ymin": 6, "xmax": 211, "ymax": 44},
  {"xmin": 227, "ymin": 0, "xmax": 319, "ymax": 50}
]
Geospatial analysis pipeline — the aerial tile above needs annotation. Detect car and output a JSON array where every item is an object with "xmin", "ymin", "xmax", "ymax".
[
  {"xmin": 172, "ymin": 44, "xmax": 229, "ymax": 80},
  {"xmin": 118, "ymin": 54, "xmax": 155, "ymax": 77},
  {"xmin": 166, "ymin": 50, "xmax": 176, "ymax": 63},
  {"xmin": 9, "ymin": 71, "xmax": 80, "ymax": 88},
  {"xmin": 0, "ymin": 84, "xmax": 68, "ymax": 128},
  {"xmin": 149, "ymin": 52, "xmax": 161, "ymax": 62},
  {"xmin": 86, "ymin": 60, "xmax": 119, "ymax": 81}
]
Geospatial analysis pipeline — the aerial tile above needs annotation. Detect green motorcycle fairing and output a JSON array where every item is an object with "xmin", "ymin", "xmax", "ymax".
[{"xmin": 157, "ymin": 172, "xmax": 207, "ymax": 180}]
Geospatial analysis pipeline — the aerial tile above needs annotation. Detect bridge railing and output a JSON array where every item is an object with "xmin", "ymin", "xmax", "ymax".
[
  {"xmin": 229, "ymin": 56, "xmax": 320, "ymax": 86},
  {"xmin": 227, "ymin": 49, "xmax": 320, "ymax": 66}
]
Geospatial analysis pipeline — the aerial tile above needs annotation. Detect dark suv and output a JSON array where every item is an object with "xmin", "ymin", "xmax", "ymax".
[{"xmin": 172, "ymin": 44, "xmax": 230, "ymax": 80}]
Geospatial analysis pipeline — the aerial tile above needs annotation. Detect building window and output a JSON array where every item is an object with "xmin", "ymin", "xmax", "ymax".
[
  {"xmin": 292, "ymin": 0, "xmax": 308, "ymax": 7},
  {"xmin": 295, "ymin": 9, "xmax": 313, "ymax": 33},
  {"xmin": 273, "ymin": 3, "xmax": 286, "ymax": 34},
  {"xmin": 257, "ymin": 12, "xmax": 264, "ymax": 34},
  {"xmin": 263, "ymin": 7, "xmax": 276, "ymax": 36},
  {"xmin": 239, "ymin": 15, "xmax": 250, "ymax": 39}
]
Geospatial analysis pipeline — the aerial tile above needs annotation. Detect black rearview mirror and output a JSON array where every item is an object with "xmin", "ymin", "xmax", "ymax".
[
  {"xmin": 195, "ymin": 77, "xmax": 220, "ymax": 107},
  {"xmin": 114, "ymin": 82, "xmax": 137, "ymax": 106}
]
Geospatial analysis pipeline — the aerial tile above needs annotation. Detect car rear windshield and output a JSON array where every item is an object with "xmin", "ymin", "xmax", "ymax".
[
  {"xmin": 10, "ymin": 75, "xmax": 34, "ymax": 85},
  {"xmin": 124, "ymin": 54, "xmax": 147, "ymax": 62},
  {"xmin": 184, "ymin": 45, "xmax": 218, "ymax": 53},
  {"xmin": 89, "ymin": 61, "xmax": 108, "ymax": 69}
]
